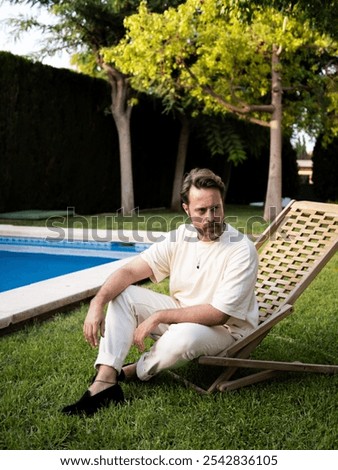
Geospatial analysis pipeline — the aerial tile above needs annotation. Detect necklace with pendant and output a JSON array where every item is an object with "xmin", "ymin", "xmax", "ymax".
[
  {"xmin": 195, "ymin": 224, "xmax": 225, "ymax": 268},
  {"xmin": 195, "ymin": 241, "xmax": 208, "ymax": 269}
]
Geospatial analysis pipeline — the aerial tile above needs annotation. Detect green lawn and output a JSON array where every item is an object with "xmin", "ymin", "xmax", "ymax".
[
  {"xmin": 0, "ymin": 206, "xmax": 337, "ymax": 450},
  {"xmin": 0, "ymin": 204, "xmax": 268, "ymax": 235}
]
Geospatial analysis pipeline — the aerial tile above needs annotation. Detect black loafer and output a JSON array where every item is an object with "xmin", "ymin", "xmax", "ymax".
[{"xmin": 61, "ymin": 383, "xmax": 124, "ymax": 416}]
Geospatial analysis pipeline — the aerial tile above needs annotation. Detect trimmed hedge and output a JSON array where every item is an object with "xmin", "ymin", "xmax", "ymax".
[
  {"xmin": 0, "ymin": 53, "xmax": 184, "ymax": 213},
  {"xmin": 0, "ymin": 52, "xmax": 120, "ymax": 213},
  {"xmin": 0, "ymin": 51, "xmax": 300, "ymax": 213},
  {"xmin": 312, "ymin": 135, "xmax": 338, "ymax": 202}
]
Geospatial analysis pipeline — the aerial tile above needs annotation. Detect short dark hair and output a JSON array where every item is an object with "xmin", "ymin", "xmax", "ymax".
[{"xmin": 180, "ymin": 168, "xmax": 226, "ymax": 205}]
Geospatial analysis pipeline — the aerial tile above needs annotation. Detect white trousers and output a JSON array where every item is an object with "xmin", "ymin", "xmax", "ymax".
[{"xmin": 95, "ymin": 285, "xmax": 235, "ymax": 381}]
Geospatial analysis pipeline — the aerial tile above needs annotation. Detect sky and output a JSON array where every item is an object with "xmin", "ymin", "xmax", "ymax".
[{"xmin": 0, "ymin": 0, "xmax": 72, "ymax": 68}]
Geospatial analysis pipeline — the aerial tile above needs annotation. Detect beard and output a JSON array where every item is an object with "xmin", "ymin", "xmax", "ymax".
[{"xmin": 196, "ymin": 221, "xmax": 225, "ymax": 241}]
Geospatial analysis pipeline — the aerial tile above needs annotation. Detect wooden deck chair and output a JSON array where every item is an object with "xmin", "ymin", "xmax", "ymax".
[{"xmin": 170, "ymin": 200, "xmax": 338, "ymax": 394}]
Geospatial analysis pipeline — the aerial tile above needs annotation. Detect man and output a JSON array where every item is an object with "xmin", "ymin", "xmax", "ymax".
[{"xmin": 62, "ymin": 168, "xmax": 259, "ymax": 415}]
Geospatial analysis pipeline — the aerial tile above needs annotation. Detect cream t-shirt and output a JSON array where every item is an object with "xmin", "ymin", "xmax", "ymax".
[{"xmin": 140, "ymin": 223, "xmax": 259, "ymax": 338}]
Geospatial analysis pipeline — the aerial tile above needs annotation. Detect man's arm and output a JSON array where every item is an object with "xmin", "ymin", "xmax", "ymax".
[
  {"xmin": 83, "ymin": 255, "xmax": 153, "ymax": 347},
  {"xmin": 133, "ymin": 304, "xmax": 229, "ymax": 351}
]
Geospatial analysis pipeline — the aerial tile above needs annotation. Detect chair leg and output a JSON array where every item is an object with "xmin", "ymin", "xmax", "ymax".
[
  {"xmin": 217, "ymin": 370, "xmax": 281, "ymax": 392},
  {"xmin": 204, "ymin": 336, "xmax": 266, "ymax": 393},
  {"xmin": 166, "ymin": 370, "xmax": 209, "ymax": 394},
  {"xmin": 206, "ymin": 366, "xmax": 239, "ymax": 393},
  {"xmin": 168, "ymin": 367, "xmax": 281, "ymax": 393}
]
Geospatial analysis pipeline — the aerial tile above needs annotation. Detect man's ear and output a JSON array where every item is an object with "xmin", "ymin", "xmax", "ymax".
[{"xmin": 182, "ymin": 203, "xmax": 189, "ymax": 216}]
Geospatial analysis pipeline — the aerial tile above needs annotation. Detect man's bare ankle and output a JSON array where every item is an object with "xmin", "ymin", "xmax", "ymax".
[
  {"xmin": 95, "ymin": 366, "xmax": 118, "ymax": 384},
  {"xmin": 123, "ymin": 363, "xmax": 137, "ymax": 380}
]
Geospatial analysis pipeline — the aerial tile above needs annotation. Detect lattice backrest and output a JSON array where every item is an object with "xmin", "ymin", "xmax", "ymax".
[{"xmin": 255, "ymin": 201, "xmax": 338, "ymax": 324}]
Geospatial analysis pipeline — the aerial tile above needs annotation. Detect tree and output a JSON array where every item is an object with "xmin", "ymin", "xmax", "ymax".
[
  {"xmin": 5, "ymin": 0, "xmax": 185, "ymax": 213},
  {"xmin": 104, "ymin": 1, "xmax": 248, "ymax": 210},
  {"xmin": 254, "ymin": 0, "xmax": 338, "ymax": 40},
  {"xmin": 107, "ymin": 0, "xmax": 337, "ymax": 220},
  {"xmin": 169, "ymin": 112, "xmax": 247, "ymax": 211}
]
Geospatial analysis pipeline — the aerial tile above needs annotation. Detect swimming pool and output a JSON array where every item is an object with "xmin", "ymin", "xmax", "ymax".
[{"xmin": 0, "ymin": 236, "xmax": 149, "ymax": 293}]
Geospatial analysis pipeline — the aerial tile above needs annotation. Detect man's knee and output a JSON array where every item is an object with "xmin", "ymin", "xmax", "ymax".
[{"xmin": 156, "ymin": 323, "xmax": 206, "ymax": 359}]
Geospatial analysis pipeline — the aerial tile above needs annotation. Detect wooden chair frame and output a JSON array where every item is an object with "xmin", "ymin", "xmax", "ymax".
[{"xmin": 169, "ymin": 200, "xmax": 338, "ymax": 394}]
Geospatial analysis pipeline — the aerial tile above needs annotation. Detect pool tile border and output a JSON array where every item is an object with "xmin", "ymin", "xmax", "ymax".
[{"xmin": 0, "ymin": 225, "xmax": 165, "ymax": 331}]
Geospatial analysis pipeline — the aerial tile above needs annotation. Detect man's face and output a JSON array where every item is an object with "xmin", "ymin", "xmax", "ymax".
[{"xmin": 182, "ymin": 186, "xmax": 225, "ymax": 241}]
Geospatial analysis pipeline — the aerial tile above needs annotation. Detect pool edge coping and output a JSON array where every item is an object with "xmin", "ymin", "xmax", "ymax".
[
  {"xmin": 0, "ymin": 225, "xmax": 166, "ymax": 331},
  {"xmin": 0, "ymin": 224, "xmax": 166, "ymax": 243}
]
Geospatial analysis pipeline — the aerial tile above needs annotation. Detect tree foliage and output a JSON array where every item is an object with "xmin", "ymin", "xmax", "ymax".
[
  {"xmin": 108, "ymin": 0, "xmax": 337, "ymax": 138},
  {"xmin": 251, "ymin": 0, "xmax": 338, "ymax": 40},
  {"xmin": 104, "ymin": 0, "xmax": 337, "ymax": 219},
  {"xmin": 198, "ymin": 116, "xmax": 247, "ymax": 164},
  {"xmin": 4, "ymin": 0, "xmax": 336, "ymax": 215}
]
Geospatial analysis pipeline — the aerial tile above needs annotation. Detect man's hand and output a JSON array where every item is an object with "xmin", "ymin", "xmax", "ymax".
[
  {"xmin": 83, "ymin": 300, "xmax": 106, "ymax": 348},
  {"xmin": 133, "ymin": 315, "xmax": 160, "ymax": 352}
]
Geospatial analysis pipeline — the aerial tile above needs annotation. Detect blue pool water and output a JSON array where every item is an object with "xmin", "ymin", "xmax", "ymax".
[{"xmin": 0, "ymin": 236, "xmax": 149, "ymax": 293}]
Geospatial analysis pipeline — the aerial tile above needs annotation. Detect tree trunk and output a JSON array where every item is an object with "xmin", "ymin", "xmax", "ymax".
[
  {"xmin": 264, "ymin": 45, "xmax": 283, "ymax": 222},
  {"xmin": 114, "ymin": 110, "xmax": 134, "ymax": 213},
  {"xmin": 170, "ymin": 114, "xmax": 190, "ymax": 211},
  {"xmin": 105, "ymin": 63, "xmax": 134, "ymax": 214}
]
